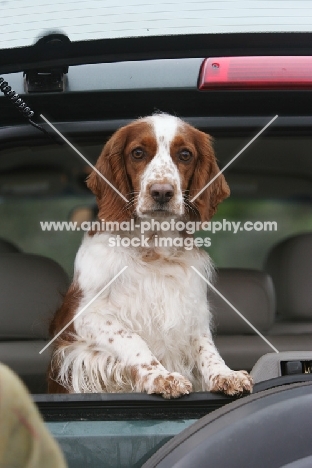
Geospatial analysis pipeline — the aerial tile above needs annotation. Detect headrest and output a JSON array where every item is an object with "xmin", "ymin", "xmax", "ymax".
[
  {"xmin": 210, "ymin": 268, "xmax": 275, "ymax": 335},
  {"xmin": 265, "ymin": 233, "xmax": 312, "ymax": 320},
  {"xmin": 0, "ymin": 253, "xmax": 69, "ymax": 339},
  {"xmin": 0, "ymin": 238, "xmax": 21, "ymax": 253}
]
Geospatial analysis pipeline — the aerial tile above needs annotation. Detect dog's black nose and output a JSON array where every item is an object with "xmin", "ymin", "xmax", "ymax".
[{"xmin": 150, "ymin": 183, "xmax": 174, "ymax": 204}]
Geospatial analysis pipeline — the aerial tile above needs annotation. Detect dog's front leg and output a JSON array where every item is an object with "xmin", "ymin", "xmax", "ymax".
[
  {"xmin": 80, "ymin": 313, "xmax": 192, "ymax": 398},
  {"xmin": 195, "ymin": 333, "xmax": 253, "ymax": 396}
]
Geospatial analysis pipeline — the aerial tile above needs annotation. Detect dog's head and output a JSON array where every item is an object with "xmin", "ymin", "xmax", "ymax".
[{"xmin": 87, "ymin": 114, "xmax": 230, "ymax": 222}]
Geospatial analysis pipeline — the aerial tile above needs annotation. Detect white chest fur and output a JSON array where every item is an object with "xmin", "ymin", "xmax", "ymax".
[{"xmin": 72, "ymin": 232, "xmax": 212, "ymax": 387}]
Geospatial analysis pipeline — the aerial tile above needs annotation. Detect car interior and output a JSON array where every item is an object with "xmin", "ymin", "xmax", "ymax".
[
  {"xmin": 1, "ymin": 118, "xmax": 312, "ymax": 393},
  {"xmin": 2, "ymin": 32, "xmax": 312, "ymax": 465}
]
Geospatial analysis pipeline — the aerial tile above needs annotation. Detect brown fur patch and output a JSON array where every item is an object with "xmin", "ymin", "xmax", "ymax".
[
  {"xmin": 180, "ymin": 124, "xmax": 230, "ymax": 221},
  {"xmin": 87, "ymin": 121, "xmax": 156, "ymax": 224},
  {"xmin": 130, "ymin": 365, "xmax": 139, "ymax": 382},
  {"xmin": 47, "ymin": 282, "xmax": 83, "ymax": 393},
  {"xmin": 140, "ymin": 249, "xmax": 161, "ymax": 262}
]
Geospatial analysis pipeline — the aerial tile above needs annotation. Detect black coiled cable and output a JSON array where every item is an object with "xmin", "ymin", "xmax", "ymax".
[
  {"xmin": 0, "ymin": 76, "xmax": 59, "ymax": 142},
  {"xmin": 0, "ymin": 77, "xmax": 35, "ymax": 119}
]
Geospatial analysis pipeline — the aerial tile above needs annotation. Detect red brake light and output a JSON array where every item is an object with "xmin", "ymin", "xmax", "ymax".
[{"xmin": 198, "ymin": 56, "xmax": 312, "ymax": 90}]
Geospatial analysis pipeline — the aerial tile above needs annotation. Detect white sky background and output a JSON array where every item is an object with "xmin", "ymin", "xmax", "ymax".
[{"xmin": 1, "ymin": 0, "xmax": 312, "ymax": 49}]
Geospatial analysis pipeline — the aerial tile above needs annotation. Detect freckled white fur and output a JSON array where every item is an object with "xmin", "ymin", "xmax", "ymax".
[
  {"xmin": 54, "ymin": 228, "xmax": 247, "ymax": 395},
  {"xmin": 136, "ymin": 114, "xmax": 184, "ymax": 217},
  {"xmin": 55, "ymin": 232, "xmax": 216, "ymax": 392}
]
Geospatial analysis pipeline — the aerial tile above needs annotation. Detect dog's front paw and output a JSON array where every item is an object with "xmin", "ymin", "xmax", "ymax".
[
  {"xmin": 210, "ymin": 370, "xmax": 253, "ymax": 396},
  {"xmin": 147, "ymin": 372, "xmax": 192, "ymax": 399}
]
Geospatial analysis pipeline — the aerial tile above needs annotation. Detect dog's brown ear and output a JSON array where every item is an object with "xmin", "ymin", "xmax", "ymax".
[
  {"xmin": 87, "ymin": 127, "xmax": 132, "ymax": 222},
  {"xmin": 188, "ymin": 130, "xmax": 230, "ymax": 222}
]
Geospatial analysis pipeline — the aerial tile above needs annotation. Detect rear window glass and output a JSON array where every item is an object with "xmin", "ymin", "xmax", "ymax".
[{"xmin": 2, "ymin": 0, "xmax": 312, "ymax": 49}]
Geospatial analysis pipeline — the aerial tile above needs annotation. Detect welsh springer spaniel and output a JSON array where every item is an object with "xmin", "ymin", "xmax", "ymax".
[{"xmin": 48, "ymin": 114, "xmax": 253, "ymax": 397}]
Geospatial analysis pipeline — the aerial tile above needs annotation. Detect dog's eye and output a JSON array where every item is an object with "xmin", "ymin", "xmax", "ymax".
[
  {"xmin": 131, "ymin": 148, "xmax": 145, "ymax": 160},
  {"xmin": 178, "ymin": 149, "xmax": 193, "ymax": 162}
]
